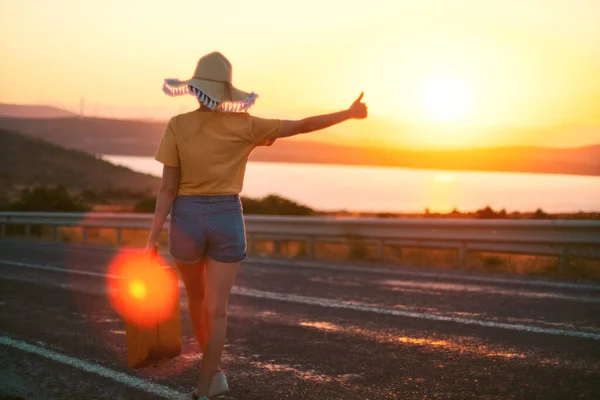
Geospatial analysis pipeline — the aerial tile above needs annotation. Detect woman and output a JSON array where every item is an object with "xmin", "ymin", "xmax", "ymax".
[{"xmin": 144, "ymin": 51, "xmax": 367, "ymax": 399}]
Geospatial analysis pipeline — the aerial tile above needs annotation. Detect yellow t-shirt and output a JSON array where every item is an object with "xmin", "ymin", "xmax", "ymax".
[{"xmin": 154, "ymin": 110, "xmax": 282, "ymax": 195}]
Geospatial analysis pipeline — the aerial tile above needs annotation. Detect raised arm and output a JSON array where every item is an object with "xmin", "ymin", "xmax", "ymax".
[{"xmin": 279, "ymin": 93, "xmax": 368, "ymax": 138}]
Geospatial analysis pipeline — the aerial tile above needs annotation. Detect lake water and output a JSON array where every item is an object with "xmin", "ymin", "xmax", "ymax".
[{"xmin": 102, "ymin": 155, "xmax": 600, "ymax": 213}]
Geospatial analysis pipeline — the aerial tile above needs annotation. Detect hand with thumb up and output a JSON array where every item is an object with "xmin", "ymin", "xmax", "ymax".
[{"xmin": 348, "ymin": 92, "xmax": 368, "ymax": 120}]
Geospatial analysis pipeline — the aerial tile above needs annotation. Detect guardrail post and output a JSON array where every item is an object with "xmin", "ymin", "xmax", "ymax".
[
  {"xmin": 376, "ymin": 240, "xmax": 384, "ymax": 261},
  {"xmin": 82, "ymin": 227, "xmax": 88, "ymax": 243},
  {"xmin": 247, "ymin": 235, "xmax": 255, "ymax": 257},
  {"xmin": 391, "ymin": 245, "xmax": 402, "ymax": 260},
  {"xmin": 51, "ymin": 226, "xmax": 58, "ymax": 241},
  {"xmin": 558, "ymin": 245, "xmax": 570, "ymax": 273},
  {"xmin": 273, "ymin": 240, "xmax": 281, "ymax": 256},
  {"xmin": 307, "ymin": 237, "xmax": 315, "ymax": 259},
  {"xmin": 458, "ymin": 242, "xmax": 467, "ymax": 268},
  {"xmin": 115, "ymin": 228, "xmax": 122, "ymax": 247},
  {"xmin": 25, "ymin": 224, "xmax": 31, "ymax": 239}
]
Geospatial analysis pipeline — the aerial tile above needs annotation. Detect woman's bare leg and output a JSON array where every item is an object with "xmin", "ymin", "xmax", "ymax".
[
  {"xmin": 195, "ymin": 257, "xmax": 239, "ymax": 397},
  {"xmin": 176, "ymin": 259, "xmax": 209, "ymax": 353}
]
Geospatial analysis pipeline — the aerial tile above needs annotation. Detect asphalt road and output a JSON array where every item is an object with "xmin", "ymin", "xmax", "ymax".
[{"xmin": 0, "ymin": 240, "xmax": 599, "ymax": 400}]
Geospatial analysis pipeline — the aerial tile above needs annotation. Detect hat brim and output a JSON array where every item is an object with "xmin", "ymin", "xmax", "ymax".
[{"xmin": 163, "ymin": 78, "xmax": 257, "ymax": 112}]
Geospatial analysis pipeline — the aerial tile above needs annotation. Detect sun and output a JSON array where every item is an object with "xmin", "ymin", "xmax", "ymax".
[{"xmin": 418, "ymin": 75, "xmax": 474, "ymax": 122}]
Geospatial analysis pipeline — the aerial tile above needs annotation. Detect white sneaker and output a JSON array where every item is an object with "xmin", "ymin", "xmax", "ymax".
[
  {"xmin": 192, "ymin": 371, "xmax": 229, "ymax": 399},
  {"xmin": 209, "ymin": 371, "xmax": 229, "ymax": 396}
]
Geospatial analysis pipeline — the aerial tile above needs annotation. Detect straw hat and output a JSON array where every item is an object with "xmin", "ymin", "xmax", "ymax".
[{"xmin": 162, "ymin": 52, "xmax": 257, "ymax": 112}]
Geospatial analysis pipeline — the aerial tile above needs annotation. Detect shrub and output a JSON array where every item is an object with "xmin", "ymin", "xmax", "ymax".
[
  {"xmin": 133, "ymin": 197, "xmax": 156, "ymax": 213},
  {"xmin": 131, "ymin": 194, "xmax": 314, "ymax": 216},
  {"xmin": 9, "ymin": 185, "xmax": 89, "ymax": 212},
  {"xmin": 241, "ymin": 194, "xmax": 314, "ymax": 216}
]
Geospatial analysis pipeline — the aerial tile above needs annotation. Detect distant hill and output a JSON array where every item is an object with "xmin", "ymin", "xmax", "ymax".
[
  {"xmin": 0, "ymin": 129, "xmax": 159, "ymax": 204},
  {"xmin": 0, "ymin": 103, "xmax": 76, "ymax": 119},
  {"xmin": 251, "ymin": 141, "xmax": 600, "ymax": 176},
  {"xmin": 0, "ymin": 116, "xmax": 163, "ymax": 156},
  {"xmin": 0, "ymin": 116, "xmax": 599, "ymax": 176}
]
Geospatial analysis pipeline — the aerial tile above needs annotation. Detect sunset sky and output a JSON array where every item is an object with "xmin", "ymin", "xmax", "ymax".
[{"xmin": 1, "ymin": 0, "xmax": 599, "ymax": 149}]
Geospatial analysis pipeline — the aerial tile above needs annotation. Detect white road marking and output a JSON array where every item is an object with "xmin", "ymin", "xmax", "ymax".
[
  {"xmin": 233, "ymin": 287, "xmax": 600, "ymax": 340},
  {"xmin": 1, "ymin": 259, "xmax": 599, "ymax": 341},
  {"xmin": 250, "ymin": 258, "xmax": 600, "ymax": 291},
  {"xmin": 377, "ymin": 279, "xmax": 600, "ymax": 303},
  {"xmin": 0, "ymin": 336, "xmax": 187, "ymax": 400},
  {"xmin": 3, "ymin": 240, "xmax": 599, "ymax": 291},
  {"xmin": 1, "ymin": 256, "xmax": 598, "ymax": 305},
  {"xmin": 0, "ymin": 260, "xmax": 111, "ymax": 278}
]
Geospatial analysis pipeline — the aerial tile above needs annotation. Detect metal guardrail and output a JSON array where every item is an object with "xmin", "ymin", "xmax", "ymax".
[{"xmin": 1, "ymin": 212, "xmax": 599, "ymax": 271}]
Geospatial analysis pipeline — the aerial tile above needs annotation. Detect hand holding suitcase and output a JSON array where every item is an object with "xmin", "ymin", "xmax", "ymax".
[{"xmin": 107, "ymin": 251, "xmax": 182, "ymax": 369}]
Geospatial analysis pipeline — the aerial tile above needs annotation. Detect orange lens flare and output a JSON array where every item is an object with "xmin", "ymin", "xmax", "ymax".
[
  {"xmin": 129, "ymin": 280, "xmax": 147, "ymax": 299},
  {"xmin": 106, "ymin": 251, "xmax": 178, "ymax": 329}
]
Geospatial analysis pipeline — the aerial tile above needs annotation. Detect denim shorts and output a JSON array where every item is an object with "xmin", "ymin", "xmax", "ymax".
[{"xmin": 169, "ymin": 194, "xmax": 247, "ymax": 264}]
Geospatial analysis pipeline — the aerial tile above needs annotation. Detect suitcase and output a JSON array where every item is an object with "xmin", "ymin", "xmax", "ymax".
[{"xmin": 107, "ymin": 252, "xmax": 182, "ymax": 369}]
